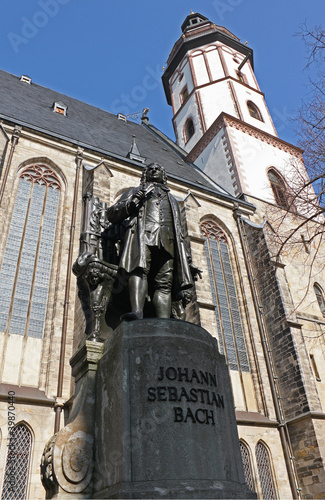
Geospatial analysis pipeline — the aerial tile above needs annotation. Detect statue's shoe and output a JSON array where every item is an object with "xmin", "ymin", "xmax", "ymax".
[{"xmin": 121, "ymin": 311, "xmax": 143, "ymax": 321}]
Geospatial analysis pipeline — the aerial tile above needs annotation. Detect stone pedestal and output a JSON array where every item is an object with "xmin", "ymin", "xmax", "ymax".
[
  {"xmin": 93, "ymin": 319, "xmax": 255, "ymax": 499},
  {"xmin": 41, "ymin": 341, "xmax": 104, "ymax": 499}
]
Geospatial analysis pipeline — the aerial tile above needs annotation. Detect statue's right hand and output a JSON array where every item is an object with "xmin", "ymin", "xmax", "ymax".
[
  {"xmin": 128, "ymin": 190, "xmax": 146, "ymax": 213},
  {"xmin": 132, "ymin": 189, "xmax": 146, "ymax": 206}
]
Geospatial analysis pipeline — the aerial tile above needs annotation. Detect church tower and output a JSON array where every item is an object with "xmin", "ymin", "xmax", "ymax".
[{"xmin": 162, "ymin": 13, "xmax": 304, "ymax": 207}]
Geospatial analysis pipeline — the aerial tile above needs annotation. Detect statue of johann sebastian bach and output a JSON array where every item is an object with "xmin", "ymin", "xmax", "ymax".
[{"xmin": 106, "ymin": 163, "xmax": 201, "ymax": 321}]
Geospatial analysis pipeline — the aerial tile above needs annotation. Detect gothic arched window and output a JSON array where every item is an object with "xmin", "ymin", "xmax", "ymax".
[
  {"xmin": 0, "ymin": 164, "xmax": 61, "ymax": 338},
  {"xmin": 267, "ymin": 168, "xmax": 292, "ymax": 211},
  {"xmin": 255, "ymin": 441, "xmax": 277, "ymax": 500},
  {"xmin": 201, "ymin": 220, "xmax": 249, "ymax": 372},
  {"xmin": 247, "ymin": 101, "xmax": 263, "ymax": 121},
  {"xmin": 240, "ymin": 441, "xmax": 255, "ymax": 492},
  {"xmin": 314, "ymin": 283, "xmax": 325, "ymax": 317},
  {"xmin": 1, "ymin": 423, "xmax": 32, "ymax": 500},
  {"xmin": 184, "ymin": 118, "xmax": 195, "ymax": 143}
]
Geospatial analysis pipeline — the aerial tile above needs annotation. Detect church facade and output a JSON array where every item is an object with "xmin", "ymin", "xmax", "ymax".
[{"xmin": 0, "ymin": 12, "xmax": 324, "ymax": 500}]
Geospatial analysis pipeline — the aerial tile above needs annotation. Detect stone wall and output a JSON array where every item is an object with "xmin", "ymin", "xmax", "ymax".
[{"xmin": 244, "ymin": 220, "xmax": 325, "ymax": 497}]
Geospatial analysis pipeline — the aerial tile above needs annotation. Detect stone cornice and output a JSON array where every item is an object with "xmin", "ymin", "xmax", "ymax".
[{"xmin": 186, "ymin": 113, "xmax": 304, "ymax": 164}]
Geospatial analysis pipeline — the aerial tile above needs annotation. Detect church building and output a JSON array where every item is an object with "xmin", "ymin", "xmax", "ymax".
[{"xmin": 0, "ymin": 12, "xmax": 324, "ymax": 499}]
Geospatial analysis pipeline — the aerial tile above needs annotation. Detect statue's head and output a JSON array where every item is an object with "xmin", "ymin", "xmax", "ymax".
[{"xmin": 141, "ymin": 163, "xmax": 167, "ymax": 186}]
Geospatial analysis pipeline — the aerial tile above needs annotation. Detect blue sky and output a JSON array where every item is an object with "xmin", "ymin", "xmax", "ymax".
[{"xmin": 0, "ymin": 0, "xmax": 323, "ymax": 146}]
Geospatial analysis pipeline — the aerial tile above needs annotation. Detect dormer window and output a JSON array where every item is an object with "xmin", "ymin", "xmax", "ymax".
[
  {"xmin": 53, "ymin": 101, "xmax": 67, "ymax": 116},
  {"xmin": 117, "ymin": 113, "xmax": 127, "ymax": 122},
  {"xmin": 20, "ymin": 75, "xmax": 32, "ymax": 84}
]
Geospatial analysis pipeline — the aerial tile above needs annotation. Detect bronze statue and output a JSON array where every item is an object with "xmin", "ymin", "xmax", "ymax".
[{"xmin": 106, "ymin": 163, "xmax": 201, "ymax": 320}]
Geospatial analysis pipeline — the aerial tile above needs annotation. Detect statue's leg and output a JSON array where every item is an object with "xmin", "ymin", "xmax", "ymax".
[
  {"xmin": 152, "ymin": 255, "xmax": 174, "ymax": 318},
  {"xmin": 128, "ymin": 273, "xmax": 148, "ymax": 318}
]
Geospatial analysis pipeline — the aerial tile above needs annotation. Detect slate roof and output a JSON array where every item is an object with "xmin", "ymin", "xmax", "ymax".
[{"xmin": 0, "ymin": 69, "xmax": 247, "ymax": 204}]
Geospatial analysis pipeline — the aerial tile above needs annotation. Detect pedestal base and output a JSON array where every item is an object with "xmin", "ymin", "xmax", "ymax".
[
  {"xmin": 95, "ymin": 479, "xmax": 254, "ymax": 499},
  {"xmin": 94, "ymin": 319, "xmax": 256, "ymax": 499}
]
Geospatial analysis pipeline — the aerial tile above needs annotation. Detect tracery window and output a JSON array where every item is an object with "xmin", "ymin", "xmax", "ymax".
[
  {"xmin": 314, "ymin": 282, "xmax": 325, "ymax": 317},
  {"xmin": 0, "ymin": 164, "xmax": 61, "ymax": 338},
  {"xmin": 247, "ymin": 101, "xmax": 263, "ymax": 121},
  {"xmin": 240, "ymin": 441, "xmax": 255, "ymax": 492},
  {"xmin": 255, "ymin": 441, "xmax": 277, "ymax": 500},
  {"xmin": 1, "ymin": 423, "xmax": 32, "ymax": 500},
  {"xmin": 201, "ymin": 220, "xmax": 249, "ymax": 372},
  {"xmin": 184, "ymin": 118, "xmax": 195, "ymax": 143}
]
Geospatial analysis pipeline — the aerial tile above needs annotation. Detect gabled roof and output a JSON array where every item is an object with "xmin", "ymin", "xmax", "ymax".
[{"xmin": 0, "ymin": 69, "xmax": 254, "ymax": 210}]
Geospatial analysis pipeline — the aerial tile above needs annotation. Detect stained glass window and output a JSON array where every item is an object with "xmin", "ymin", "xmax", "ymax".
[
  {"xmin": 1, "ymin": 424, "xmax": 32, "ymax": 500},
  {"xmin": 256, "ymin": 441, "xmax": 277, "ymax": 500},
  {"xmin": 0, "ymin": 164, "xmax": 61, "ymax": 338},
  {"xmin": 201, "ymin": 220, "xmax": 249, "ymax": 372}
]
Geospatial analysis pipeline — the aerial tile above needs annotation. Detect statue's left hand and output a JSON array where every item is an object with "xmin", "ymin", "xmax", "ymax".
[{"xmin": 190, "ymin": 264, "xmax": 203, "ymax": 280}]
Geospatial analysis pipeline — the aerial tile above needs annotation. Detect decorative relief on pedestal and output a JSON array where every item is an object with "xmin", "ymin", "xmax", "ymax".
[
  {"xmin": 73, "ymin": 256, "xmax": 117, "ymax": 340},
  {"xmin": 62, "ymin": 433, "xmax": 92, "ymax": 485},
  {"xmin": 41, "ymin": 433, "xmax": 58, "ymax": 493}
]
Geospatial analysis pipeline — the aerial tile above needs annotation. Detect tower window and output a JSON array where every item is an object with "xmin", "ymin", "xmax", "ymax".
[
  {"xmin": 180, "ymin": 85, "xmax": 189, "ymax": 104},
  {"xmin": 247, "ymin": 101, "xmax": 263, "ymax": 121},
  {"xmin": 314, "ymin": 283, "xmax": 325, "ymax": 317},
  {"xmin": 201, "ymin": 220, "xmax": 249, "ymax": 372},
  {"xmin": 236, "ymin": 71, "xmax": 247, "ymax": 84},
  {"xmin": 184, "ymin": 118, "xmax": 195, "ymax": 143},
  {"xmin": 267, "ymin": 168, "xmax": 293, "ymax": 211}
]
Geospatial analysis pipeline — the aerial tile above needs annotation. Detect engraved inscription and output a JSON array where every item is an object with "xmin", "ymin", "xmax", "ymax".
[{"xmin": 147, "ymin": 365, "xmax": 224, "ymax": 425}]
